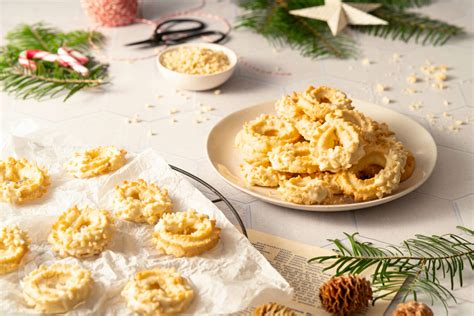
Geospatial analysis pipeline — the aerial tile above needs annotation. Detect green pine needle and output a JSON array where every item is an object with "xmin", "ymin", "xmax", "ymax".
[
  {"xmin": 237, "ymin": 0, "xmax": 464, "ymax": 59},
  {"xmin": 309, "ymin": 226, "xmax": 474, "ymax": 310},
  {"xmin": 355, "ymin": 8, "xmax": 464, "ymax": 45},
  {"xmin": 0, "ymin": 23, "xmax": 108, "ymax": 101}
]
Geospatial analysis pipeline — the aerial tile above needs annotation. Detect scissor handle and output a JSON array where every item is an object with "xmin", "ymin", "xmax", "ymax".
[
  {"xmin": 164, "ymin": 30, "xmax": 227, "ymax": 45},
  {"xmin": 154, "ymin": 18, "xmax": 206, "ymax": 37}
]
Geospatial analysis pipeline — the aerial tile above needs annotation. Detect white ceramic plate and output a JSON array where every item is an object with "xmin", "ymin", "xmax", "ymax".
[{"xmin": 207, "ymin": 100, "xmax": 437, "ymax": 211}]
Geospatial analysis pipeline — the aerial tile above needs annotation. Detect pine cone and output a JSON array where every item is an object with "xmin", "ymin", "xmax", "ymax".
[
  {"xmin": 253, "ymin": 303, "xmax": 296, "ymax": 316},
  {"xmin": 392, "ymin": 301, "xmax": 434, "ymax": 316},
  {"xmin": 319, "ymin": 275, "xmax": 373, "ymax": 315}
]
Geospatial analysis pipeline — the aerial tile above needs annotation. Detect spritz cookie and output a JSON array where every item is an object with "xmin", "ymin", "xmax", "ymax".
[
  {"xmin": 113, "ymin": 179, "xmax": 172, "ymax": 225},
  {"xmin": 297, "ymin": 85, "xmax": 353, "ymax": 121},
  {"xmin": 278, "ymin": 176, "xmax": 332, "ymax": 205},
  {"xmin": 0, "ymin": 225, "xmax": 29, "ymax": 275},
  {"xmin": 310, "ymin": 113, "xmax": 365, "ymax": 172},
  {"xmin": 153, "ymin": 209, "xmax": 221, "ymax": 257},
  {"xmin": 269, "ymin": 142, "xmax": 319, "ymax": 174},
  {"xmin": 241, "ymin": 160, "xmax": 291, "ymax": 188},
  {"xmin": 0, "ymin": 157, "xmax": 50, "ymax": 205},
  {"xmin": 48, "ymin": 205, "xmax": 114, "ymax": 258},
  {"xmin": 235, "ymin": 114, "xmax": 300, "ymax": 156},
  {"xmin": 22, "ymin": 263, "xmax": 93, "ymax": 314},
  {"xmin": 400, "ymin": 151, "xmax": 416, "ymax": 182},
  {"xmin": 65, "ymin": 146, "xmax": 127, "ymax": 178},
  {"xmin": 122, "ymin": 267, "xmax": 194, "ymax": 316},
  {"xmin": 337, "ymin": 140, "xmax": 408, "ymax": 201}
]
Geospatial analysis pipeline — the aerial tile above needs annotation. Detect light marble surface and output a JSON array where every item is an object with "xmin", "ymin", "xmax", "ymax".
[{"xmin": 0, "ymin": 0, "xmax": 473, "ymax": 314}]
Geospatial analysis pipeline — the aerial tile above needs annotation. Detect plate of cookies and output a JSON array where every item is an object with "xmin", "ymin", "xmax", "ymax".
[
  {"xmin": 0, "ymin": 137, "xmax": 292, "ymax": 314},
  {"xmin": 207, "ymin": 85, "xmax": 437, "ymax": 211}
]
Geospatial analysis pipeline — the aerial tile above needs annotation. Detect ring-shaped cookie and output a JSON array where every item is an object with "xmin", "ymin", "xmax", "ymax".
[
  {"xmin": 292, "ymin": 115, "xmax": 323, "ymax": 141},
  {"xmin": 0, "ymin": 226, "xmax": 29, "ymax": 275},
  {"xmin": 153, "ymin": 209, "xmax": 221, "ymax": 257},
  {"xmin": 235, "ymin": 114, "xmax": 301, "ymax": 155},
  {"xmin": 278, "ymin": 176, "xmax": 332, "ymax": 205},
  {"xmin": 121, "ymin": 267, "xmax": 194, "ymax": 316},
  {"xmin": 113, "ymin": 179, "xmax": 172, "ymax": 224},
  {"xmin": 48, "ymin": 205, "xmax": 115, "ymax": 258},
  {"xmin": 275, "ymin": 92, "xmax": 305, "ymax": 121},
  {"xmin": 22, "ymin": 263, "xmax": 93, "ymax": 314},
  {"xmin": 0, "ymin": 157, "xmax": 50, "ymax": 205},
  {"xmin": 400, "ymin": 151, "xmax": 416, "ymax": 182},
  {"xmin": 336, "ymin": 140, "xmax": 408, "ymax": 201},
  {"xmin": 65, "ymin": 146, "xmax": 127, "ymax": 178},
  {"xmin": 269, "ymin": 142, "xmax": 320, "ymax": 174},
  {"xmin": 241, "ymin": 160, "xmax": 291, "ymax": 187},
  {"xmin": 297, "ymin": 86, "xmax": 353, "ymax": 121},
  {"xmin": 310, "ymin": 114, "xmax": 365, "ymax": 172}
]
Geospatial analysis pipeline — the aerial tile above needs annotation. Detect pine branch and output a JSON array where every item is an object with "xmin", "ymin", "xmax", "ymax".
[
  {"xmin": 237, "ymin": 0, "xmax": 356, "ymax": 59},
  {"xmin": 354, "ymin": 8, "xmax": 464, "ymax": 45},
  {"xmin": 0, "ymin": 23, "xmax": 108, "ymax": 101},
  {"xmin": 237, "ymin": 0, "xmax": 464, "ymax": 59},
  {"xmin": 347, "ymin": 0, "xmax": 433, "ymax": 10},
  {"xmin": 309, "ymin": 227, "xmax": 474, "ymax": 309}
]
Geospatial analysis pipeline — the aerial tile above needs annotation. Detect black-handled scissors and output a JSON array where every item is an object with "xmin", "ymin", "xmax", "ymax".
[{"xmin": 125, "ymin": 18, "xmax": 227, "ymax": 47}]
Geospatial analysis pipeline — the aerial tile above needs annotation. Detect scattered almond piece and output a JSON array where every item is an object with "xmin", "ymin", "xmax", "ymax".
[
  {"xmin": 130, "ymin": 114, "xmax": 141, "ymax": 123},
  {"xmin": 431, "ymin": 82, "xmax": 445, "ymax": 90},
  {"xmin": 214, "ymin": 89, "xmax": 221, "ymax": 95},
  {"xmin": 382, "ymin": 96, "xmax": 391, "ymax": 104},
  {"xmin": 404, "ymin": 88, "xmax": 418, "ymax": 94},
  {"xmin": 361, "ymin": 58, "xmax": 371, "ymax": 65},
  {"xmin": 169, "ymin": 107, "xmax": 179, "ymax": 115},
  {"xmin": 443, "ymin": 112, "xmax": 451, "ymax": 118},
  {"xmin": 407, "ymin": 74, "xmax": 418, "ymax": 84},
  {"xmin": 434, "ymin": 72, "xmax": 447, "ymax": 82},
  {"xmin": 375, "ymin": 84, "xmax": 386, "ymax": 92},
  {"xmin": 443, "ymin": 100, "xmax": 450, "ymax": 107},
  {"xmin": 148, "ymin": 130, "xmax": 156, "ymax": 136},
  {"xmin": 145, "ymin": 104, "xmax": 154, "ymax": 109},
  {"xmin": 409, "ymin": 102, "xmax": 423, "ymax": 111}
]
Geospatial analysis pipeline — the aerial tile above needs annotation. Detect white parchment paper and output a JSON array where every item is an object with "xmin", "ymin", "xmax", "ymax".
[{"xmin": 0, "ymin": 136, "xmax": 292, "ymax": 315}]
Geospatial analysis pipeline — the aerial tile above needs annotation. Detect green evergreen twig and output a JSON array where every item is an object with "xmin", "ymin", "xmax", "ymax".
[
  {"xmin": 0, "ymin": 23, "xmax": 108, "ymax": 101},
  {"xmin": 309, "ymin": 226, "xmax": 474, "ymax": 310},
  {"xmin": 237, "ymin": 0, "xmax": 464, "ymax": 59}
]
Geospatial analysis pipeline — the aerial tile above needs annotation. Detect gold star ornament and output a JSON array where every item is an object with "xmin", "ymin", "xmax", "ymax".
[{"xmin": 289, "ymin": 0, "xmax": 388, "ymax": 36}]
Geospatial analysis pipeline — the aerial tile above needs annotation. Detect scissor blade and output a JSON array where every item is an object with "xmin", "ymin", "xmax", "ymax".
[{"xmin": 125, "ymin": 39, "xmax": 155, "ymax": 46}]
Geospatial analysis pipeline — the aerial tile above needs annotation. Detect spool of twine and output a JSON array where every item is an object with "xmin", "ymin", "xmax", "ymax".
[{"xmin": 81, "ymin": 0, "xmax": 138, "ymax": 27}]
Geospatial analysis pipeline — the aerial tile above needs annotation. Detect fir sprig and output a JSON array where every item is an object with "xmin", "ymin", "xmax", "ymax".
[
  {"xmin": 237, "ymin": 0, "xmax": 464, "ymax": 59},
  {"xmin": 309, "ymin": 226, "xmax": 474, "ymax": 309},
  {"xmin": 0, "ymin": 23, "xmax": 108, "ymax": 101}
]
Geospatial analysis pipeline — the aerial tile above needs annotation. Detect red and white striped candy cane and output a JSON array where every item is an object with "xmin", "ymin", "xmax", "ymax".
[
  {"xmin": 57, "ymin": 47, "xmax": 89, "ymax": 76},
  {"xmin": 18, "ymin": 47, "xmax": 89, "ymax": 76},
  {"xmin": 18, "ymin": 50, "xmax": 67, "ymax": 70}
]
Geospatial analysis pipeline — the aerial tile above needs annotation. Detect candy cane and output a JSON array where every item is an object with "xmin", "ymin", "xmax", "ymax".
[
  {"xmin": 57, "ymin": 48, "xmax": 89, "ymax": 76},
  {"xmin": 18, "ymin": 47, "xmax": 89, "ymax": 76},
  {"xmin": 18, "ymin": 50, "xmax": 66, "ymax": 70}
]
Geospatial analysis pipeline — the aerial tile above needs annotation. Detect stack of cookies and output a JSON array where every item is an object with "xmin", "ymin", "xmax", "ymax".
[{"xmin": 235, "ymin": 85, "xmax": 415, "ymax": 205}]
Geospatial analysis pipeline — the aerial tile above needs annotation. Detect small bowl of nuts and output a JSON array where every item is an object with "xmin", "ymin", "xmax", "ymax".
[{"xmin": 156, "ymin": 43, "xmax": 238, "ymax": 91}]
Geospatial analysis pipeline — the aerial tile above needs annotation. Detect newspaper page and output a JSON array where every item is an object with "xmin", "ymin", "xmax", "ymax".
[{"xmin": 237, "ymin": 229, "xmax": 394, "ymax": 316}]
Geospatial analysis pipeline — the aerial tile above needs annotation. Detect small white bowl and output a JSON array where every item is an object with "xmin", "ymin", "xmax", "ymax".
[{"xmin": 156, "ymin": 43, "xmax": 238, "ymax": 91}]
